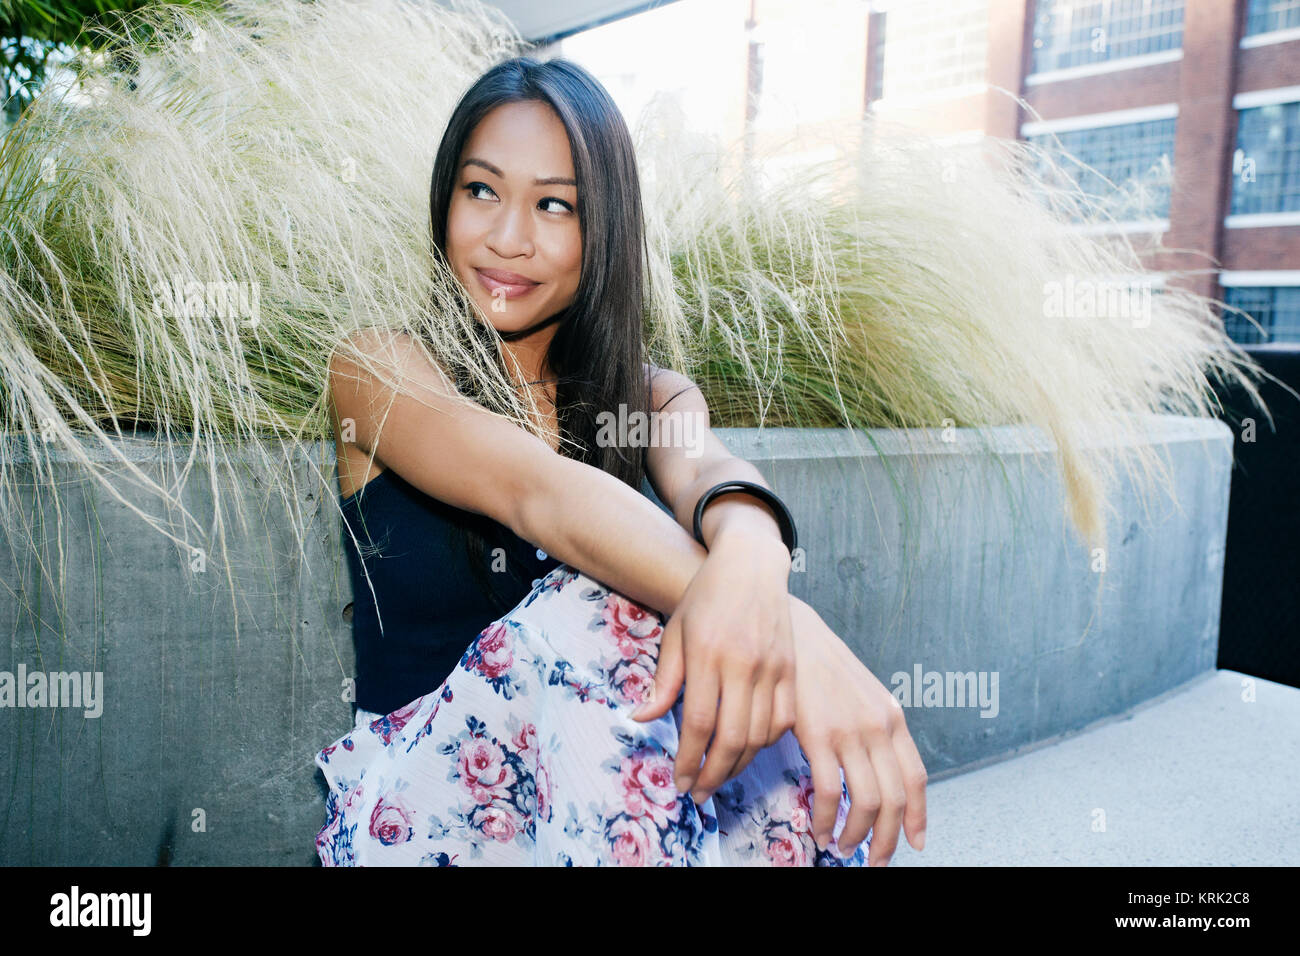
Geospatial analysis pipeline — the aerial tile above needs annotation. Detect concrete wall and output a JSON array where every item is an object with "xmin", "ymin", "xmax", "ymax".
[{"xmin": 0, "ymin": 416, "xmax": 1233, "ymax": 864}]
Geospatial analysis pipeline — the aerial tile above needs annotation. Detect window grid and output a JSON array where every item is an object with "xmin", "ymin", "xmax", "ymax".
[
  {"xmin": 1231, "ymin": 103, "xmax": 1300, "ymax": 215},
  {"xmin": 1027, "ymin": 117, "xmax": 1177, "ymax": 220},
  {"xmin": 1031, "ymin": 0, "xmax": 1185, "ymax": 74},
  {"xmin": 878, "ymin": 0, "xmax": 989, "ymax": 98},
  {"xmin": 1244, "ymin": 0, "xmax": 1300, "ymax": 35},
  {"xmin": 1222, "ymin": 286, "xmax": 1300, "ymax": 344}
]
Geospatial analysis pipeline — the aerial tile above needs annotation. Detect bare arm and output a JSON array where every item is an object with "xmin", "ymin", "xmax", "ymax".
[
  {"xmin": 328, "ymin": 329, "xmax": 708, "ymax": 617},
  {"xmin": 644, "ymin": 366, "xmax": 791, "ymax": 559}
]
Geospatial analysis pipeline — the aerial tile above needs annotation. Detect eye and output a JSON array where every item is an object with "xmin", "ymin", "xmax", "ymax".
[
  {"xmin": 465, "ymin": 181, "xmax": 496, "ymax": 200},
  {"xmin": 540, "ymin": 197, "xmax": 574, "ymax": 214}
]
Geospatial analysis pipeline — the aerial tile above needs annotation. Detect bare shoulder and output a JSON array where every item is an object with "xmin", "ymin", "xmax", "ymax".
[
  {"xmin": 329, "ymin": 328, "xmax": 460, "ymax": 408},
  {"xmin": 330, "ymin": 327, "xmax": 427, "ymax": 379},
  {"xmin": 328, "ymin": 328, "xmax": 460, "ymax": 495}
]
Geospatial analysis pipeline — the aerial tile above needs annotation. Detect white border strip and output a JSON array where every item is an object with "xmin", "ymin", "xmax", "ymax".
[
  {"xmin": 1219, "ymin": 270, "xmax": 1300, "ymax": 287},
  {"xmin": 1025, "ymin": 48, "xmax": 1183, "ymax": 86},
  {"xmin": 1022, "ymin": 103, "xmax": 1178, "ymax": 137},
  {"xmin": 1240, "ymin": 27, "xmax": 1300, "ymax": 49},
  {"xmin": 1224, "ymin": 211, "xmax": 1300, "ymax": 228},
  {"xmin": 1233, "ymin": 85, "xmax": 1300, "ymax": 109}
]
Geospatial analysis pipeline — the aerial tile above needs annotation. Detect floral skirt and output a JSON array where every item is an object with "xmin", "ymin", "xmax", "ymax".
[{"xmin": 314, "ymin": 564, "xmax": 871, "ymax": 866}]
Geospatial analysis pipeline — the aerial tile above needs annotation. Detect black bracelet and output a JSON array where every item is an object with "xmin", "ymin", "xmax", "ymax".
[{"xmin": 692, "ymin": 480, "xmax": 798, "ymax": 556}]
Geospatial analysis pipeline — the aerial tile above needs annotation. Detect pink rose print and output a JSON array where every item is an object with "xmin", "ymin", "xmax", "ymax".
[
  {"xmin": 608, "ymin": 815, "xmax": 659, "ymax": 866},
  {"xmin": 791, "ymin": 775, "xmax": 814, "ymax": 835},
  {"xmin": 457, "ymin": 738, "xmax": 517, "ymax": 805},
  {"xmin": 619, "ymin": 748, "xmax": 680, "ymax": 829},
  {"xmin": 370, "ymin": 697, "xmax": 422, "ymax": 745},
  {"xmin": 790, "ymin": 806, "xmax": 810, "ymax": 833},
  {"xmin": 511, "ymin": 722, "xmax": 538, "ymax": 756},
  {"xmin": 472, "ymin": 621, "xmax": 515, "ymax": 679},
  {"xmin": 343, "ymin": 782, "xmax": 365, "ymax": 814},
  {"xmin": 795, "ymin": 773, "xmax": 814, "ymax": 806},
  {"xmin": 477, "ymin": 804, "xmax": 521, "ymax": 843},
  {"xmin": 602, "ymin": 594, "xmax": 661, "ymax": 661},
  {"xmin": 764, "ymin": 821, "xmax": 809, "ymax": 866},
  {"xmin": 610, "ymin": 658, "xmax": 655, "ymax": 707},
  {"xmin": 536, "ymin": 756, "xmax": 553, "ymax": 823},
  {"xmin": 369, "ymin": 795, "xmax": 413, "ymax": 846}
]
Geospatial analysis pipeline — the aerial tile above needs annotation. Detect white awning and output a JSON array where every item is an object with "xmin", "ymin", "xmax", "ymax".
[{"xmin": 458, "ymin": 0, "xmax": 682, "ymax": 44}]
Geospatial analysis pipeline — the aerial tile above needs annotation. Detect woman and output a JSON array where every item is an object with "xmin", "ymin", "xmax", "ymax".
[{"xmin": 315, "ymin": 55, "xmax": 927, "ymax": 866}]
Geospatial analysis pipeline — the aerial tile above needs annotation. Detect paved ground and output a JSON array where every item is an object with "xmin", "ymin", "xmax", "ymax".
[{"xmin": 879, "ymin": 669, "xmax": 1299, "ymax": 866}]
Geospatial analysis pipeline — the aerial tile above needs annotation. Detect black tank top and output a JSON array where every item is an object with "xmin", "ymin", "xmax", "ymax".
[{"xmin": 338, "ymin": 463, "xmax": 662, "ymax": 715}]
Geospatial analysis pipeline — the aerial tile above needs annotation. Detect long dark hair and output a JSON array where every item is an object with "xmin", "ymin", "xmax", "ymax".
[{"xmin": 427, "ymin": 55, "xmax": 653, "ymax": 613}]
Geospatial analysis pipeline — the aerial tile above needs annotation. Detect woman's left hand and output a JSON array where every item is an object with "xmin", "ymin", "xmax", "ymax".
[{"xmin": 630, "ymin": 529, "xmax": 796, "ymax": 803}]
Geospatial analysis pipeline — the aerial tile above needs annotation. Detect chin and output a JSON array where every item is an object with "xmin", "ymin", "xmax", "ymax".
[{"xmin": 477, "ymin": 311, "xmax": 533, "ymax": 335}]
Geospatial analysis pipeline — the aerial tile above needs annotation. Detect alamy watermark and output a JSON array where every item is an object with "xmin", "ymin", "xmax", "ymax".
[
  {"xmin": 0, "ymin": 666, "xmax": 103, "ymax": 718},
  {"xmin": 891, "ymin": 663, "xmax": 999, "ymax": 718},
  {"xmin": 50, "ymin": 886, "xmax": 150, "ymax": 935},
  {"xmin": 152, "ymin": 274, "xmax": 261, "ymax": 327},
  {"xmin": 595, "ymin": 404, "xmax": 706, "ymax": 459},
  {"xmin": 1043, "ymin": 274, "xmax": 1153, "ymax": 326}
]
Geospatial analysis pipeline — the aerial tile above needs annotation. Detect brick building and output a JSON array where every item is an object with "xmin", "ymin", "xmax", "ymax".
[
  {"xmin": 546, "ymin": 0, "xmax": 1297, "ymax": 343},
  {"xmin": 865, "ymin": 0, "xmax": 1300, "ymax": 343}
]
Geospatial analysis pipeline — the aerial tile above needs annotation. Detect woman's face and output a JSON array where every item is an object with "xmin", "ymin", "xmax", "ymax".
[{"xmin": 446, "ymin": 100, "xmax": 582, "ymax": 335}]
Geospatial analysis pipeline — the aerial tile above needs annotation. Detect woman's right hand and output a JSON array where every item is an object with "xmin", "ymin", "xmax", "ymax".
[{"xmin": 787, "ymin": 595, "xmax": 928, "ymax": 866}]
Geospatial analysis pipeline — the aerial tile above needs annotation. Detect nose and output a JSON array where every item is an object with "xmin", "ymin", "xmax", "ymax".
[{"xmin": 485, "ymin": 199, "xmax": 535, "ymax": 259}]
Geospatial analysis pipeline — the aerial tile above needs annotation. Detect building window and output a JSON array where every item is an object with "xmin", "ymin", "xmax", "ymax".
[
  {"xmin": 1243, "ymin": 0, "xmax": 1300, "ymax": 36},
  {"xmin": 1027, "ymin": 117, "xmax": 1177, "ymax": 220},
  {"xmin": 873, "ymin": 0, "xmax": 988, "ymax": 100},
  {"xmin": 1031, "ymin": 0, "xmax": 1184, "ymax": 74},
  {"xmin": 1230, "ymin": 102, "xmax": 1300, "ymax": 216},
  {"xmin": 1222, "ymin": 286, "xmax": 1300, "ymax": 344}
]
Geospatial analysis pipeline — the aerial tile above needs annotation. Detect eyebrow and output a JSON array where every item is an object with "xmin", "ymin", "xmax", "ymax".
[{"xmin": 461, "ymin": 158, "xmax": 576, "ymax": 187}]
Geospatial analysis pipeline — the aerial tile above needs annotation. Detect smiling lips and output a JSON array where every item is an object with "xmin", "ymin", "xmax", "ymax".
[{"xmin": 475, "ymin": 267, "xmax": 541, "ymax": 298}]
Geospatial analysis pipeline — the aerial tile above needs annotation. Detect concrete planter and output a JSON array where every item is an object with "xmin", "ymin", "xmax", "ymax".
[{"xmin": 0, "ymin": 416, "xmax": 1232, "ymax": 864}]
